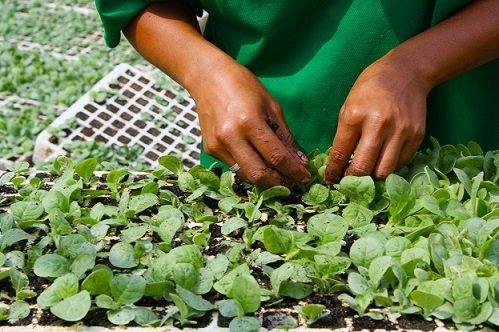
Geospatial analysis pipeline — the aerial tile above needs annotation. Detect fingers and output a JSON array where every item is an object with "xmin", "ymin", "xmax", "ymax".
[
  {"xmin": 326, "ymin": 128, "xmax": 422, "ymax": 184},
  {"xmin": 248, "ymin": 127, "xmax": 311, "ymax": 182},
  {"xmin": 324, "ymin": 111, "xmax": 359, "ymax": 184},
  {"xmin": 223, "ymin": 138, "xmax": 287, "ymax": 187},
  {"xmin": 267, "ymin": 112, "xmax": 309, "ymax": 167},
  {"xmin": 206, "ymin": 120, "xmax": 311, "ymax": 187}
]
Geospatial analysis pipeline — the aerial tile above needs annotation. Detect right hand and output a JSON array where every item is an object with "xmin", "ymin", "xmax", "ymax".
[{"xmin": 191, "ymin": 62, "xmax": 311, "ymax": 187}]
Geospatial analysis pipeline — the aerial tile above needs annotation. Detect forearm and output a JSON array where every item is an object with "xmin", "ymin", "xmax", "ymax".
[
  {"xmin": 123, "ymin": 1, "xmax": 235, "ymax": 99},
  {"xmin": 387, "ymin": 0, "xmax": 499, "ymax": 89}
]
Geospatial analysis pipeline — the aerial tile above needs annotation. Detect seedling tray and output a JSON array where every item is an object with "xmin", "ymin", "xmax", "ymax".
[
  {"xmin": 34, "ymin": 64, "xmax": 201, "ymax": 168},
  {"xmin": 0, "ymin": 169, "xmax": 456, "ymax": 332}
]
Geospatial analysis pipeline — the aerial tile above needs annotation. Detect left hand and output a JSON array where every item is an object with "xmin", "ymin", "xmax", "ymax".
[{"xmin": 324, "ymin": 52, "xmax": 431, "ymax": 184}]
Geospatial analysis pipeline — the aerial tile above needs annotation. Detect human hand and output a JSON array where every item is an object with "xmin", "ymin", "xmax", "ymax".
[
  {"xmin": 192, "ymin": 62, "xmax": 311, "ymax": 187},
  {"xmin": 324, "ymin": 52, "xmax": 431, "ymax": 184}
]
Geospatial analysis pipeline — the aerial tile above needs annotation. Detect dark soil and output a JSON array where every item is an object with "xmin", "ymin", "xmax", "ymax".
[
  {"xmin": 37, "ymin": 310, "xmax": 73, "ymax": 326},
  {"xmin": 352, "ymin": 316, "xmax": 398, "ymax": 331},
  {"xmin": 342, "ymin": 233, "xmax": 358, "ymax": 253},
  {"xmin": 306, "ymin": 293, "xmax": 352, "ymax": 329},
  {"xmin": 81, "ymin": 308, "xmax": 112, "ymax": 327},
  {"xmin": 396, "ymin": 314, "xmax": 437, "ymax": 331},
  {"xmin": 217, "ymin": 314, "xmax": 232, "ymax": 327},
  {"xmin": 0, "ymin": 185, "xmax": 16, "ymax": 194}
]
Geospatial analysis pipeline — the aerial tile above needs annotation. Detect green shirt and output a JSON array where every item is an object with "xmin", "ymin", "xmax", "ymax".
[{"xmin": 96, "ymin": 0, "xmax": 499, "ymax": 167}]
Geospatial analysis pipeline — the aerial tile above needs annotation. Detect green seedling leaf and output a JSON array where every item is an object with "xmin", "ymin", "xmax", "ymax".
[
  {"xmin": 307, "ymin": 213, "xmax": 348, "ymax": 243},
  {"xmin": 221, "ymin": 217, "xmax": 247, "ymax": 236},
  {"xmin": 109, "ymin": 242, "xmax": 137, "ymax": 268},
  {"xmin": 37, "ymin": 273, "xmax": 79, "ymax": 309},
  {"xmin": 71, "ymin": 252, "xmax": 96, "ymax": 279},
  {"xmin": 219, "ymin": 196, "xmax": 242, "ymax": 213},
  {"xmin": 43, "ymin": 191, "xmax": 69, "ymax": 213},
  {"xmin": 108, "ymin": 307, "xmax": 136, "ymax": 325},
  {"xmin": 384, "ymin": 236, "xmax": 411, "ymax": 257},
  {"xmin": 8, "ymin": 301, "xmax": 30, "ymax": 322},
  {"xmin": 410, "ymin": 290, "xmax": 444, "ymax": 316},
  {"xmin": 60, "ymin": 234, "xmax": 93, "ymax": 258},
  {"xmin": 120, "ymin": 225, "xmax": 148, "ymax": 243},
  {"xmin": 128, "ymin": 193, "xmax": 158, "ymax": 214},
  {"xmin": 75, "ymin": 158, "xmax": 97, "ymax": 182},
  {"xmin": 368, "ymin": 256, "xmax": 392, "ymax": 288},
  {"xmin": 488, "ymin": 308, "xmax": 499, "ymax": 326},
  {"xmin": 262, "ymin": 226, "xmax": 293, "ymax": 254},
  {"xmin": 33, "ymin": 254, "xmax": 70, "ymax": 278},
  {"xmin": 481, "ymin": 239, "xmax": 499, "ymax": 264},
  {"xmin": 173, "ymin": 263, "xmax": 198, "ymax": 290},
  {"xmin": 270, "ymin": 262, "xmax": 311, "ymax": 294},
  {"xmin": 219, "ymin": 171, "xmax": 238, "ymax": 196},
  {"xmin": 350, "ymin": 236, "xmax": 384, "ymax": 268},
  {"xmin": 295, "ymin": 304, "xmax": 326, "ymax": 325},
  {"xmin": 106, "ymin": 169, "xmax": 129, "ymax": 196},
  {"xmin": 230, "ymin": 274, "xmax": 261, "ymax": 313},
  {"xmin": 0, "ymin": 229, "xmax": 35, "ymax": 251},
  {"xmin": 82, "ymin": 267, "xmax": 112, "ymax": 295},
  {"xmin": 192, "ymin": 268, "xmax": 214, "ymax": 295},
  {"xmin": 337, "ymin": 176, "xmax": 375, "ymax": 205},
  {"xmin": 133, "ymin": 307, "xmax": 159, "ymax": 326},
  {"xmin": 453, "ymin": 296, "xmax": 480, "ymax": 323},
  {"xmin": 7, "ymin": 268, "xmax": 29, "ymax": 294},
  {"xmin": 342, "ymin": 202, "xmax": 374, "ymax": 228},
  {"xmin": 158, "ymin": 155, "xmax": 184, "ymax": 175},
  {"xmin": 206, "ymin": 254, "xmax": 230, "ymax": 280},
  {"xmin": 217, "ymin": 299, "xmax": 245, "ymax": 318},
  {"xmin": 214, "ymin": 264, "xmax": 250, "ymax": 295},
  {"xmin": 229, "ymin": 316, "xmax": 261, "ymax": 332},
  {"xmin": 176, "ymin": 285, "xmax": 214, "ymax": 311},
  {"xmin": 169, "ymin": 244, "xmax": 204, "ymax": 268},
  {"xmin": 386, "ymin": 174, "xmax": 412, "ymax": 216},
  {"xmin": 302, "ymin": 183, "xmax": 330, "ymax": 205},
  {"xmin": 95, "ymin": 294, "xmax": 119, "ymax": 310},
  {"xmin": 50, "ymin": 291, "xmax": 91, "ymax": 322},
  {"xmin": 468, "ymin": 302, "xmax": 493, "ymax": 325},
  {"xmin": 279, "ymin": 281, "xmax": 314, "ymax": 299},
  {"xmin": 110, "ymin": 274, "xmax": 146, "ymax": 305},
  {"xmin": 261, "ymin": 185, "xmax": 291, "ymax": 201},
  {"xmin": 48, "ymin": 209, "xmax": 73, "ymax": 235},
  {"xmin": 10, "ymin": 201, "xmax": 44, "ymax": 221}
]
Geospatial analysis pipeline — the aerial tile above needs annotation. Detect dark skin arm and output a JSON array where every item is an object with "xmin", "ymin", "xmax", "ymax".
[
  {"xmin": 324, "ymin": 0, "xmax": 499, "ymax": 183},
  {"xmin": 123, "ymin": 1, "xmax": 311, "ymax": 187}
]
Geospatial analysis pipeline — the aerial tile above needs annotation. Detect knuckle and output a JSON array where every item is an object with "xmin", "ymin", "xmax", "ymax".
[
  {"xmin": 202, "ymin": 141, "xmax": 218, "ymax": 156},
  {"xmin": 346, "ymin": 162, "xmax": 371, "ymax": 176},
  {"xmin": 267, "ymin": 150, "xmax": 287, "ymax": 167},
  {"xmin": 413, "ymin": 125, "xmax": 425, "ymax": 141},
  {"xmin": 329, "ymin": 149, "xmax": 351, "ymax": 163},
  {"xmin": 339, "ymin": 107, "xmax": 365, "ymax": 126},
  {"xmin": 268, "ymin": 100, "xmax": 283, "ymax": 115},
  {"xmin": 215, "ymin": 125, "xmax": 235, "ymax": 142},
  {"xmin": 245, "ymin": 169, "xmax": 267, "ymax": 184}
]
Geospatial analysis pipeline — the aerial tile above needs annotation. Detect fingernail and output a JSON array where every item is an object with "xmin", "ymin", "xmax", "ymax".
[
  {"xmin": 301, "ymin": 173, "xmax": 312, "ymax": 183},
  {"xmin": 297, "ymin": 150, "xmax": 308, "ymax": 163}
]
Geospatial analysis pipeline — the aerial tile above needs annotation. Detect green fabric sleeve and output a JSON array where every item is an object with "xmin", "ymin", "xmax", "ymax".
[{"xmin": 95, "ymin": 0, "xmax": 202, "ymax": 48}]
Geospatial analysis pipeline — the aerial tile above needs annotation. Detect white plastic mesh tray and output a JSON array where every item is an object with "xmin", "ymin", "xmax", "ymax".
[{"xmin": 34, "ymin": 63, "xmax": 202, "ymax": 168}]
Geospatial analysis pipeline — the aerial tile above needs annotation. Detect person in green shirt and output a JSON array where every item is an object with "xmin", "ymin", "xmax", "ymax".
[{"xmin": 96, "ymin": 0, "xmax": 499, "ymax": 187}]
